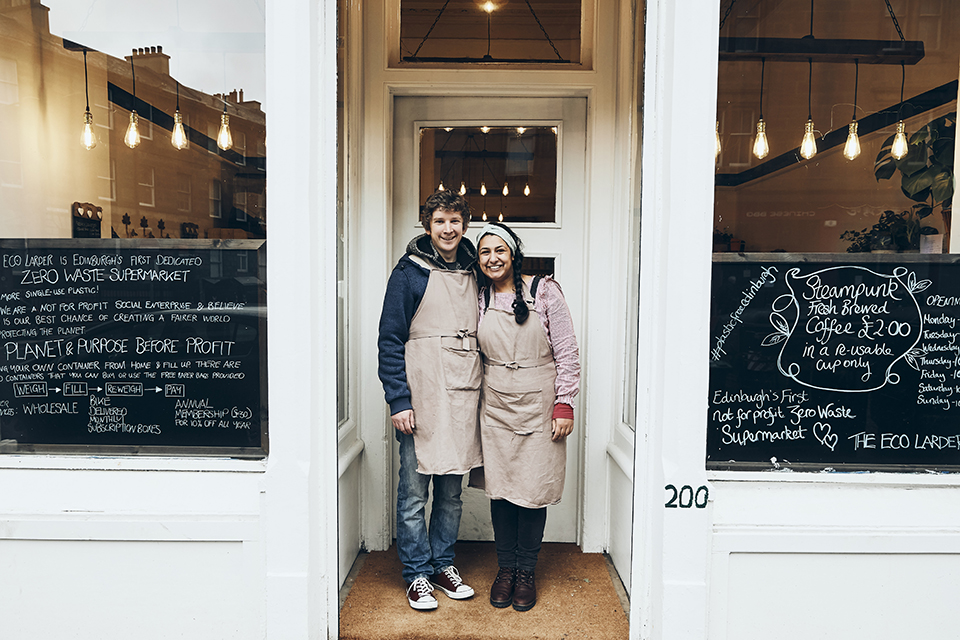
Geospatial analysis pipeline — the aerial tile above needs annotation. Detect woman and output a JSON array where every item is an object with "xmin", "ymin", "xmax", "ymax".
[{"xmin": 474, "ymin": 222, "xmax": 580, "ymax": 612}]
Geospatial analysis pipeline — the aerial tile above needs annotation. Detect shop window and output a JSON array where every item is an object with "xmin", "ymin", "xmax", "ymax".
[
  {"xmin": 418, "ymin": 125, "xmax": 558, "ymax": 224},
  {"xmin": 0, "ymin": 0, "xmax": 266, "ymax": 456},
  {"xmin": 715, "ymin": 0, "xmax": 957, "ymax": 254},
  {"xmin": 399, "ymin": 0, "xmax": 582, "ymax": 65}
]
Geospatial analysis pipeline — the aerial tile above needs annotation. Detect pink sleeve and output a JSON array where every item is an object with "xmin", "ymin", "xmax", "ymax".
[{"xmin": 536, "ymin": 277, "xmax": 580, "ymax": 408}]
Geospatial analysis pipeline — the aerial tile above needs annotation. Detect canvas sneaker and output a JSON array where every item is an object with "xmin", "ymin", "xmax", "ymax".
[
  {"xmin": 429, "ymin": 565, "xmax": 475, "ymax": 599},
  {"xmin": 406, "ymin": 576, "xmax": 438, "ymax": 610}
]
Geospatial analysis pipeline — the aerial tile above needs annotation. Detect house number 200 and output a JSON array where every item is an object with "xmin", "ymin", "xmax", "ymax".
[{"xmin": 664, "ymin": 484, "xmax": 709, "ymax": 509}]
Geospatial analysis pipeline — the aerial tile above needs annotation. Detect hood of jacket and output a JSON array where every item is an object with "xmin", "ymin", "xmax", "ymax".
[{"xmin": 407, "ymin": 233, "xmax": 478, "ymax": 271}]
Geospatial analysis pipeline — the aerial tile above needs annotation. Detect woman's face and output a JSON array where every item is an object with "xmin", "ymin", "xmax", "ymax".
[{"xmin": 478, "ymin": 234, "xmax": 513, "ymax": 287}]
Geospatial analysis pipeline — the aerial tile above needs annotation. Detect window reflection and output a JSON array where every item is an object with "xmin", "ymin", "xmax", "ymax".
[
  {"xmin": 0, "ymin": 1, "xmax": 266, "ymax": 240},
  {"xmin": 715, "ymin": 0, "xmax": 957, "ymax": 254},
  {"xmin": 419, "ymin": 125, "xmax": 558, "ymax": 223}
]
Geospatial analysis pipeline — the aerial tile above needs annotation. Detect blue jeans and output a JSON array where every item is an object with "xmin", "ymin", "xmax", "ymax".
[{"xmin": 396, "ymin": 431, "xmax": 464, "ymax": 583}]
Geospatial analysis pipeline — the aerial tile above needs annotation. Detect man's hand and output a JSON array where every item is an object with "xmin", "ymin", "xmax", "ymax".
[
  {"xmin": 392, "ymin": 409, "xmax": 416, "ymax": 434},
  {"xmin": 551, "ymin": 418, "xmax": 573, "ymax": 442}
]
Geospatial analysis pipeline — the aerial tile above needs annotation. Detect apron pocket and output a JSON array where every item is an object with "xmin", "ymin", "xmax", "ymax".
[
  {"xmin": 441, "ymin": 347, "xmax": 482, "ymax": 390},
  {"xmin": 484, "ymin": 386, "xmax": 543, "ymax": 435}
]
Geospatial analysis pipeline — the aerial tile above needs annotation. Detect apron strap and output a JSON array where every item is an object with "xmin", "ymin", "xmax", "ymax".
[{"xmin": 482, "ymin": 353, "xmax": 553, "ymax": 369}]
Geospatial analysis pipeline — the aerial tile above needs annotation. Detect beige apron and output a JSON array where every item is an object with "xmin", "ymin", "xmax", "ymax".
[
  {"xmin": 405, "ymin": 255, "xmax": 482, "ymax": 475},
  {"xmin": 477, "ymin": 282, "xmax": 565, "ymax": 508}
]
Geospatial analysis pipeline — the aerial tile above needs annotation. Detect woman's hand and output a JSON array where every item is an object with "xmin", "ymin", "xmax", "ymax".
[{"xmin": 551, "ymin": 418, "xmax": 573, "ymax": 442}]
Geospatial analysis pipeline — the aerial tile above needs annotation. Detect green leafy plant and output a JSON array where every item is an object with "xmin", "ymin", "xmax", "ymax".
[
  {"xmin": 840, "ymin": 206, "xmax": 938, "ymax": 253},
  {"xmin": 874, "ymin": 112, "xmax": 955, "ymax": 239}
]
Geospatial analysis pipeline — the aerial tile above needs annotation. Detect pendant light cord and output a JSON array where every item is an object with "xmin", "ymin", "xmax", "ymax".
[
  {"xmin": 807, "ymin": 58, "xmax": 812, "ymax": 120},
  {"xmin": 129, "ymin": 57, "xmax": 136, "ymax": 108},
  {"xmin": 83, "ymin": 50, "xmax": 90, "ymax": 111},
  {"xmin": 852, "ymin": 59, "xmax": 858, "ymax": 121},
  {"xmin": 176, "ymin": 80, "xmax": 180, "ymax": 111},
  {"xmin": 758, "ymin": 58, "xmax": 765, "ymax": 119},
  {"xmin": 899, "ymin": 61, "xmax": 905, "ymax": 119},
  {"xmin": 808, "ymin": 0, "xmax": 814, "ymax": 37}
]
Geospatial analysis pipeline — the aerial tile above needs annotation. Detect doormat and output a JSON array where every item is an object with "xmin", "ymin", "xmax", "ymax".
[{"xmin": 339, "ymin": 542, "xmax": 629, "ymax": 640}]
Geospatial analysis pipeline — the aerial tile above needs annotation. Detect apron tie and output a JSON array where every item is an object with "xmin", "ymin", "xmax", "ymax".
[
  {"xmin": 483, "ymin": 354, "xmax": 553, "ymax": 369},
  {"xmin": 457, "ymin": 328, "xmax": 471, "ymax": 351}
]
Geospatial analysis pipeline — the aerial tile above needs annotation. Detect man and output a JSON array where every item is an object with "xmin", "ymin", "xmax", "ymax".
[{"xmin": 378, "ymin": 190, "xmax": 482, "ymax": 610}]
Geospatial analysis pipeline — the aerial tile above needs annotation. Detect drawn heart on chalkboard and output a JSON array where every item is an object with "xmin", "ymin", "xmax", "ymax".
[{"xmin": 813, "ymin": 422, "xmax": 838, "ymax": 451}]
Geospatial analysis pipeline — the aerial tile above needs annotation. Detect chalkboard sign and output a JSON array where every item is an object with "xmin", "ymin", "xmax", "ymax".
[
  {"xmin": 709, "ymin": 253, "xmax": 960, "ymax": 472},
  {"xmin": 0, "ymin": 240, "xmax": 266, "ymax": 457}
]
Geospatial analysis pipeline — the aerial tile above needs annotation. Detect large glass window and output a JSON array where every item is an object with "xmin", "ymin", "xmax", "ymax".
[
  {"xmin": 418, "ymin": 125, "xmax": 559, "ymax": 224},
  {"xmin": 0, "ymin": 0, "xmax": 267, "ymax": 457},
  {"xmin": 715, "ymin": 0, "xmax": 956, "ymax": 254},
  {"xmin": 399, "ymin": 0, "xmax": 582, "ymax": 65}
]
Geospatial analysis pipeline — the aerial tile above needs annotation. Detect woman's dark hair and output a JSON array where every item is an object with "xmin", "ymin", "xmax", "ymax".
[{"xmin": 478, "ymin": 222, "xmax": 529, "ymax": 324}]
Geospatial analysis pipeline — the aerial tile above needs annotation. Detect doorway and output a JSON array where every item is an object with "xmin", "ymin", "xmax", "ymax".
[{"xmin": 391, "ymin": 95, "xmax": 588, "ymax": 543}]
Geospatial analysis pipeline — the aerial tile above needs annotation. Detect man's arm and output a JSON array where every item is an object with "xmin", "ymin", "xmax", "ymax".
[{"xmin": 377, "ymin": 259, "xmax": 428, "ymax": 424}]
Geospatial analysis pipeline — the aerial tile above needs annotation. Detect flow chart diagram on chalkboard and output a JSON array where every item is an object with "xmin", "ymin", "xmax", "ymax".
[
  {"xmin": 709, "ymin": 254, "xmax": 960, "ymax": 471},
  {"xmin": 0, "ymin": 240, "xmax": 266, "ymax": 457}
]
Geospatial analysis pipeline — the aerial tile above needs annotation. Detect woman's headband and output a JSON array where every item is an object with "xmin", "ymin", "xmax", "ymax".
[{"xmin": 477, "ymin": 224, "xmax": 517, "ymax": 254}]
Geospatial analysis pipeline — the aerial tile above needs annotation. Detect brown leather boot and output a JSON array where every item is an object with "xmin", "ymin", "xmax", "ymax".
[
  {"xmin": 489, "ymin": 567, "xmax": 516, "ymax": 608},
  {"xmin": 512, "ymin": 569, "xmax": 536, "ymax": 611}
]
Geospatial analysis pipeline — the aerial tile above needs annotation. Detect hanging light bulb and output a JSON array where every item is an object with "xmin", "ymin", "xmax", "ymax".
[
  {"xmin": 502, "ymin": 182, "xmax": 509, "ymax": 196},
  {"xmin": 516, "ymin": 127, "xmax": 526, "ymax": 135},
  {"xmin": 799, "ymin": 120, "xmax": 817, "ymax": 159},
  {"xmin": 480, "ymin": 182, "xmax": 487, "ymax": 196},
  {"xmin": 890, "ymin": 63, "xmax": 909, "ymax": 161},
  {"xmin": 891, "ymin": 120, "xmax": 909, "ymax": 160},
  {"xmin": 124, "ymin": 111, "xmax": 141, "ymax": 148},
  {"xmin": 81, "ymin": 109, "xmax": 97, "ymax": 150},
  {"xmin": 438, "ymin": 181, "xmax": 445, "ymax": 191},
  {"xmin": 715, "ymin": 121, "xmax": 722, "ymax": 160},
  {"xmin": 843, "ymin": 121, "xmax": 861, "ymax": 161},
  {"xmin": 459, "ymin": 182, "xmax": 466, "ymax": 195},
  {"xmin": 79, "ymin": 50, "xmax": 96, "ymax": 150},
  {"xmin": 124, "ymin": 56, "xmax": 140, "ymax": 148},
  {"xmin": 444, "ymin": 127, "xmax": 453, "ymax": 132},
  {"xmin": 171, "ymin": 111, "xmax": 188, "ymax": 150},
  {"xmin": 171, "ymin": 80, "xmax": 188, "ymax": 150},
  {"xmin": 498, "ymin": 212, "xmax": 503, "ymax": 222},
  {"xmin": 752, "ymin": 59, "xmax": 768, "ymax": 160},
  {"xmin": 524, "ymin": 183, "xmax": 530, "ymax": 196},
  {"xmin": 482, "ymin": 211, "xmax": 488, "ymax": 221},
  {"xmin": 843, "ymin": 60, "xmax": 861, "ymax": 161},
  {"xmin": 753, "ymin": 120, "xmax": 769, "ymax": 160},
  {"xmin": 480, "ymin": 126, "xmax": 490, "ymax": 134},
  {"xmin": 799, "ymin": 59, "xmax": 817, "ymax": 160},
  {"xmin": 217, "ymin": 107, "xmax": 233, "ymax": 151}
]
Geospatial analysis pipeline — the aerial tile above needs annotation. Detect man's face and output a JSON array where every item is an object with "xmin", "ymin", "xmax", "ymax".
[{"xmin": 426, "ymin": 207, "xmax": 465, "ymax": 262}]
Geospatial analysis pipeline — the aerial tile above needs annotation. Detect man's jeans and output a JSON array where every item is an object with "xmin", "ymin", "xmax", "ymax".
[{"xmin": 396, "ymin": 431, "xmax": 464, "ymax": 583}]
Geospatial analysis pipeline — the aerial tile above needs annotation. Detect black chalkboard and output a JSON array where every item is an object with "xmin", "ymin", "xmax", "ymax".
[
  {"xmin": 0, "ymin": 240, "xmax": 266, "ymax": 457},
  {"xmin": 709, "ymin": 253, "xmax": 960, "ymax": 471}
]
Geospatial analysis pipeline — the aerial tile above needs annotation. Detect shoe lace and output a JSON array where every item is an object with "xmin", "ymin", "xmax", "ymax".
[
  {"xmin": 442, "ymin": 565, "xmax": 463, "ymax": 587},
  {"xmin": 495, "ymin": 567, "xmax": 516, "ymax": 582},
  {"xmin": 516, "ymin": 570, "xmax": 535, "ymax": 587},
  {"xmin": 408, "ymin": 577, "xmax": 433, "ymax": 598}
]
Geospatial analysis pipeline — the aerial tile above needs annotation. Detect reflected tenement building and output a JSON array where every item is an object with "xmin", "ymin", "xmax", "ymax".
[{"xmin": 0, "ymin": 0, "xmax": 266, "ymax": 240}]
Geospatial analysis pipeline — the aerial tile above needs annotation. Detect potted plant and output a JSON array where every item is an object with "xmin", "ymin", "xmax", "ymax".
[
  {"xmin": 840, "ymin": 206, "xmax": 938, "ymax": 253},
  {"xmin": 874, "ymin": 112, "xmax": 954, "ymax": 243},
  {"xmin": 713, "ymin": 227, "xmax": 732, "ymax": 252}
]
